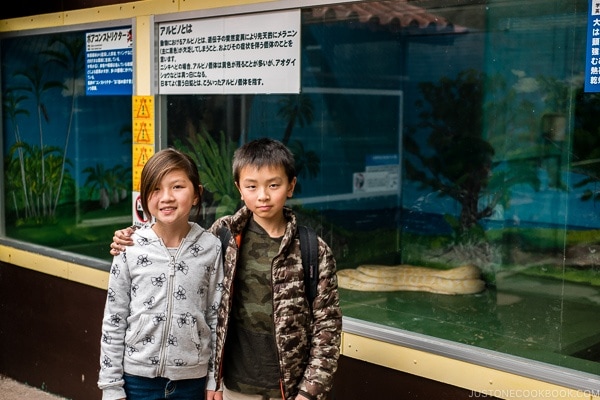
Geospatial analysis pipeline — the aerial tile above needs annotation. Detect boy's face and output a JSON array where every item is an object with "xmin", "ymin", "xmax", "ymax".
[{"xmin": 236, "ymin": 164, "xmax": 296, "ymax": 224}]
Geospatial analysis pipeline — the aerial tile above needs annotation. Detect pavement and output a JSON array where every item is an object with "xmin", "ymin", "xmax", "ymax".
[{"xmin": 0, "ymin": 375, "xmax": 67, "ymax": 399}]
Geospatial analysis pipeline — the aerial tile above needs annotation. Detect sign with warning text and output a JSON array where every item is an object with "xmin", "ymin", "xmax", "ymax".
[{"xmin": 132, "ymin": 96, "xmax": 155, "ymax": 191}]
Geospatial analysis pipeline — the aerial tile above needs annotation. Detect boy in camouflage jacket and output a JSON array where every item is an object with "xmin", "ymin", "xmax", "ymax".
[{"xmin": 208, "ymin": 138, "xmax": 341, "ymax": 400}]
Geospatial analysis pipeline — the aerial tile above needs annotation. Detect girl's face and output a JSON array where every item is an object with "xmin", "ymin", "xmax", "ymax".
[
  {"xmin": 235, "ymin": 164, "xmax": 296, "ymax": 224},
  {"xmin": 148, "ymin": 169, "xmax": 198, "ymax": 227}
]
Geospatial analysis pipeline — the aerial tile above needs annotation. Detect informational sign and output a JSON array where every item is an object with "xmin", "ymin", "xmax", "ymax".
[
  {"xmin": 85, "ymin": 27, "xmax": 133, "ymax": 95},
  {"xmin": 353, "ymin": 154, "xmax": 399, "ymax": 193},
  {"xmin": 132, "ymin": 96, "xmax": 155, "ymax": 192},
  {"xmin": 585, "ymin": 0, "xmax": 600, "ymax": 92},
  {"xmin": 158, "ymin": 9, "xmax": 301, "ymax": 94}
]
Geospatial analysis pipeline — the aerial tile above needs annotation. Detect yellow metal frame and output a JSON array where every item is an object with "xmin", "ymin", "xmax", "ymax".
[
  {"xmin": 0, "ymin": 244, "xmax": 108, "ymax": 290},
  {"xmin": 342, "ymin": 332, "xmax": 599, "ymax": 400}
]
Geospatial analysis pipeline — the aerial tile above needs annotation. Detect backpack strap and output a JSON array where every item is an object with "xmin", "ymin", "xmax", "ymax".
[
  {"xmin": 298, "ymin": 225, "xmax": 319, "ymax": 310},
  {"xmin": 217, "ymin": 225, "xmax": 232, "ymax": 254}
]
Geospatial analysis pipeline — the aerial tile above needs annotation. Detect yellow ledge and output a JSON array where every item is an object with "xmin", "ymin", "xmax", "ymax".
[
  {"xmin": 341, "ymin": 332, "xmax": 599, "ymax": 400},
  {"xmin": 179, "ymin": 0, "xmax": 275, "ymax": 12},
  {"xmin": 0, "ymin": 244, "xmax": 108, "ymax": 290}
]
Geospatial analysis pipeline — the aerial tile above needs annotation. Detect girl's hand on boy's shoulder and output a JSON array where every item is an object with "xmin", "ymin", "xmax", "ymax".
[{"xmin": 109, "ymin": 227, "xmax": 136, "ymax": 256}]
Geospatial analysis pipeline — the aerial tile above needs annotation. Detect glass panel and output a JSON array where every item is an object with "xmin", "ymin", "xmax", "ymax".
[
  {"xmin": 2, "ymin": 29, "xmax": 132, "ymax": 260},
  {"xmin": 161, "ymin": 0, "xmax": 599, "ymax": 377}
]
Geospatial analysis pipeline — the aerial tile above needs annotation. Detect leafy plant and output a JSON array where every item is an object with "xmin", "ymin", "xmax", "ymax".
[
  {"xmin": 82, "ymin": 163, "xmax": 129, "ymax": 209},
  {"xmin": 406, "ymin": 69, "xmax": 543, "ymax": 240},
  {"xmin": 287, "ymin": 139, "xmax": 320, "ymax": 194},
  {"xmin": 405, "ymin": 69, "xmax": 495, "ymax": 239},
  {"xmin": 173, "ymin": 129, "xmax": 239, "ymax": 219},
  {"xmin": 43, "ymin": 34, "xmax": 85, "ymax": 215},
  {"xmin": 277, "ymin": 94, "xmax": 314, "ymax": 145},
  {"xmin": 5, "ymin": 141, "xmax": 72, "ymax": 223}
]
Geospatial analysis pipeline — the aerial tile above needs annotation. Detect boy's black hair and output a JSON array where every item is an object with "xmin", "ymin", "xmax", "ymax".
[{"xmin": 232, "ymin": 138, "xmax": 296, "ymax": 184}]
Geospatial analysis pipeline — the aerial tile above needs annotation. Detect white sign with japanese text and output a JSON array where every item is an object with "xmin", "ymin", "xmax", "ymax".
[{"xmin": 158, "ymin": 9, "xmax": 301, "ymax": 94}]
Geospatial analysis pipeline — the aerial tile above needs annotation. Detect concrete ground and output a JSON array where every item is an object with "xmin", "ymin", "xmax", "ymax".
[{"xmin": 0, "ymin": 375, "xmax": 67, "ymax": 399}]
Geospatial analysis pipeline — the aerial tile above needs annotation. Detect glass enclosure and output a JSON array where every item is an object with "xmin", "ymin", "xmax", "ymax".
[
  {"xmin": 1, "ymin": 27, "xmax": 133, "ymax": 259},
  {"xmin": 161, "ymin": 0, "xmax": 600, "ymax": 379},
  {"xmin": 1, "ymin": 0, "xmax": 599, "ymax": 386}
]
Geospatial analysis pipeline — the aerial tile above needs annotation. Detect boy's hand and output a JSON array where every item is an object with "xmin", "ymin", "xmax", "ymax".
[
  {"xmin": 109, "ymin": 227, "xmax": 136, "ymax": 256},
  {"xmin": 206, "ymin": 390, "xmax": 223, "ymax": 400}
]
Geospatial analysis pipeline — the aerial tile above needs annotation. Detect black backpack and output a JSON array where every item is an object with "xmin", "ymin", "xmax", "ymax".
[{"xmin": 217, "ymin": 225, "xmax": 319, "ymax": 309}]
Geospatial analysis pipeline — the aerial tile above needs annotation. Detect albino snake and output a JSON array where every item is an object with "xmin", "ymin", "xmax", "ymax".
[{"xmin": 337, "ymin": 264, "xmax": 486, "ymax": 295}]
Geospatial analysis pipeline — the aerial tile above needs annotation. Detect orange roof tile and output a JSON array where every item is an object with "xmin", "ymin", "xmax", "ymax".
[{"xmin": 309, "ymin": 1, "xmax": 467, "ymax": 33}]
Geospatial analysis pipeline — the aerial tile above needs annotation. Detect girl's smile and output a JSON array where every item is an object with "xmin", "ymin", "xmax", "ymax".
[{"xmin": 148, "ymin": 169, "xmax": 199, "ymax": 245}]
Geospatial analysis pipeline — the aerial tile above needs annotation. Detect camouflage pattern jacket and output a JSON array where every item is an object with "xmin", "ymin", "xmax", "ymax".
[{"xmin": 208, "ymin": 206, "xmax": 342, "ymax": 400}]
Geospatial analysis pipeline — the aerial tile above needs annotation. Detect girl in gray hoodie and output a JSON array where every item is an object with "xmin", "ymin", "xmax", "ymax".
[{"xmin": 98, "ymin": 148, "xmax": 224, "ymax": 400}]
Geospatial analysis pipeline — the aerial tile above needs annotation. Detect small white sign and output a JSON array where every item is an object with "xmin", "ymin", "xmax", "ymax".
[
  {"xmin": 353, "ymin": 171, "xmax": 399, "ymax": 193},
  {"xmin": 132, "ymin": 191, "xmax": 149, "ymax": 227},
  {"xmin": 158, "ymin": 10, "xmax": 301, "ymax": 94}
]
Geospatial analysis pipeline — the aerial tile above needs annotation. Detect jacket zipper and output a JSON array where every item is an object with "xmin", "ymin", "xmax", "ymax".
[
  {"xmin": 157, "ymin": 240, "xmax": 182, "ymax": 376},
  {"xmin": 272, "ymin": 253, "xmax": 287, "ymax": 400}
]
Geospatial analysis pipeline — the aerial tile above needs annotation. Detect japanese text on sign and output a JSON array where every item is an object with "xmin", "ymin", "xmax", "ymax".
[
  {"xmin": 86, "ymin": 27, "xmax": 133, "ymax": 96},
  {"xmin": 585, "ymin": 1, "xmax": 600, "ymax": 92},
  {"xmin": 158, "ymin": 10, "xmax": 300, "ymax": 94}
]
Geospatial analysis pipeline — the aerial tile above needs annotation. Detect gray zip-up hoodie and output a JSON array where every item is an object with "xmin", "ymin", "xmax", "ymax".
[{"xmin": 98, "ymin": 223, "xmax": 224, "ymax": 400}]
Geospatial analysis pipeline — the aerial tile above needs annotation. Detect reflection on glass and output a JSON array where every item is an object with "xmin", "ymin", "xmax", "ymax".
[
  {"xmin": 2, "ymin": 30, "xmax": 132, "ymax": 260},
  {"xmin": 158, "ymin": 0, "xmax": 600, "ymax": 378}
]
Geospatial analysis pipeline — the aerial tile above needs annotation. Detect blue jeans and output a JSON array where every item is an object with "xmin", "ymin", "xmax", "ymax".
[{"xmin": 123, "ymin": 374, "xmax": 206, "ymax": 400}]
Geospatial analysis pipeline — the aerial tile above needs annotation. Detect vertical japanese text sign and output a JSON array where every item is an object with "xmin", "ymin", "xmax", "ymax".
[{"xmin": 585, "ymin": 0, "xmax": 600, "ymax": 92}]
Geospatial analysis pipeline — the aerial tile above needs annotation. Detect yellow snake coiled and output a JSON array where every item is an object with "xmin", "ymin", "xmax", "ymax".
[{"xmin": 337, "ymin": 264, "xmax": 485, "ymax": 295}]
